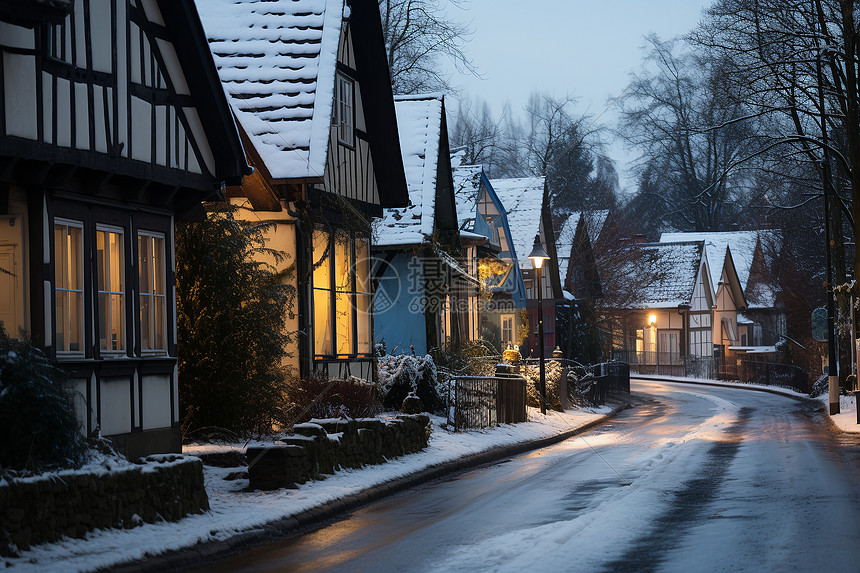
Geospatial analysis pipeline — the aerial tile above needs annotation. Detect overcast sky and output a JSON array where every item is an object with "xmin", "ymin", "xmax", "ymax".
[{"xmin": 444, "ymin": 0, "xmax": 713, "ymax": 195}]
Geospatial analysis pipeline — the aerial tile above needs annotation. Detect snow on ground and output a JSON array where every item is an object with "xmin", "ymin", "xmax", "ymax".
[{"xmin": 4, "ymin": 406, "xmax": 611, "ymax": 572}]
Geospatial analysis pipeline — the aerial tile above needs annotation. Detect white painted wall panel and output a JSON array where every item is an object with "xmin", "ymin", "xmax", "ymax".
[
  {"xmin": 74, "ymin": 0, "xmax": 87, "ymax": 69},
  {"xmin": 140, "ymin": 0, "xmax": 166, "ymax": 26},
  {"xmin": 141, "ymin": 374, "xmax": 171, "ymax": 430},
  {"xmin": 130, "ymin": 95, "xmax": 151, "ymax": 162},
  {"xmin": 56, "ymin": 77, "xmax": 72, "ymax": 147},
  {"xmin": 0, "ymin": 22, "xmax": 35, "ymax": 50},
  {"xmin": 90, "ymin": 0, "xmax": 113, "ymax": 73},
  {"xmin": 74, "ymin": 82, "xmax": 89, "ymax": 150},
  {"xmin": 129, "ymin": 23, "xmax": 141, "ymax": 85},
  {"xmin": 182, "ymin": 107, "xmax": 214, "ymax": 176},
  {"xmin": 3, "ymin": 54, "xmax": 37, "ymax": 140},
  {"xmin": 155, "ymin": 39, "xmax": 190, "ymax": 96},
  {"xmin": 155, "ymin": 105, "xmax": 166, "ymax": 165},
  {"xmin": 99, "ymin": 377, "xmax": 132, "ymax": 436},
  {"xmin": 41, "ymin": 72, "xmax": 53, "ymax": 144},
  {"xmin": 93, "ymin": 85, "xmax": 107, "ymax": 153},
  {"xmin": 116, "ymin": 0, "xmax": 128, "ymax": 157}
]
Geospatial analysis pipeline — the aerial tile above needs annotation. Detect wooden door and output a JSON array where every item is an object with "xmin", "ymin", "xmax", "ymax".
[{"xmin": 0, "ymin": 221, "xmax": 24, "ymax": 335}]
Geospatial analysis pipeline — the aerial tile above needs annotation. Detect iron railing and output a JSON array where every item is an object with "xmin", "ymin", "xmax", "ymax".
[
  {"xmin": 447, "ymin": 375, "xmax": 528, "ymax": 431},
  {"xmin": 568, "ymin": 361, "xmax": 630, "ymax": 406}
]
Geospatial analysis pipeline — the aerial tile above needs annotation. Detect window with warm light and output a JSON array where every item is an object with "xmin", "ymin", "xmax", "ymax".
[
  {"xmin": 96, "ymin": 226, "xmax": 125, "ymax": 353},
  {"xmin": 54, "ymin": 220, "xmax": 84, "ymax": 355},
  {"xmin": 501, "ymin": 314, "xmax": 514, "ymax": 346},
  {"xmin": 139, "ymin": 232, "xmax": 166, "ymax": 353},
  {"xmin": 313, "ymin": 229, "xmax": 372, "ymax": 359}
]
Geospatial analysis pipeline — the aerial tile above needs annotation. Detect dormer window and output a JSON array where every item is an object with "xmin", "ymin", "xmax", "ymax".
[{"xmin": 335, "ymin": 73, "xmax": 354, "ymax": 146}]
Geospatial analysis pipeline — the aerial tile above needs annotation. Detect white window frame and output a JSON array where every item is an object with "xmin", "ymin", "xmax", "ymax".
[
  {"xmin": 335, "ymin": 73, "xmax": 355, "ymax": 146},
  {"xmin": 54, "ymin": 218, "xmax": 85, "ymax": 357},
  {"xmin": 138, "ymin": 231, "xmax": 167, "ymax": 355}
]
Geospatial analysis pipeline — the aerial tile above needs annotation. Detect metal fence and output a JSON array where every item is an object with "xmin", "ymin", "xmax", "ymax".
[
  {"xmin": 447, "ymin": 375, "xmax": 528, "ymax": 431},
  {"xmin": 739, "ymin": 360, "xmax": 809, "ymax": 393},
  {"xmin": 568, "ymin": 361, "xmax": 631, "ymax": 406}
]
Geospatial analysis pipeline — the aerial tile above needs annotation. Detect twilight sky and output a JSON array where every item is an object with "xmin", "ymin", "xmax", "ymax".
[{"xmin": 444, "ymin": 0, "xmax": 713, "ymax": 195}]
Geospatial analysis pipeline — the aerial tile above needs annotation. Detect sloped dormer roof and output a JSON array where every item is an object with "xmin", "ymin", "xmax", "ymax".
[
  {"xmin": 374, "ymin": 95, "xmax": 444, "ymax": 247},
  {"xmin": 636, "ymin": 241, "xmax": 708, "ymax": 308},
  {"xmin": 489, "ymin": 176, "xmax": 546, "ymax": 269},
  {"xmin": 200, "ymin": 0, "xmax": 345, "ymax": 180},
  {"xmin": 660, "ymin": 231, "xmax": 759, "ymax": 292},
  {"xmin": 452, "ymin": 164, "xmax": 482, "ymax": 232}
]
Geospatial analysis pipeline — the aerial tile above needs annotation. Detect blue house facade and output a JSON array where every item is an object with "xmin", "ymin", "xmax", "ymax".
[
  {"xmin": 373, "ymin": 96, "xmax": 480, "ymax": 356},
  {"xmin": 453, "ymin": 164, "xmax": 526, "ymax": 352}
]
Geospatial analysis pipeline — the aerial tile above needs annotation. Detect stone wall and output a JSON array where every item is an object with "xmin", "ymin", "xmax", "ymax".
[
  {"xmin": 248, "ymin": 414, "xmax": 431, "ymax": 490},
  {"xmin": 0, "ymin": 455, "xmax": 208, "ymax": 557}
]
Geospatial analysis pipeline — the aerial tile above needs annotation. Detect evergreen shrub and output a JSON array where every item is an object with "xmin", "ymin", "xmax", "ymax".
[{"xmin": 0, "ymin": 324, "xmax": 87, "ymax": 472}]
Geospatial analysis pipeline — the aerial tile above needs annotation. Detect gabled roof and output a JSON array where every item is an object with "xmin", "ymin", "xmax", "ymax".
[
  {"xmin": 660, "ymin": 231, "xmax": 759, "ymax": 292},
  {"xmin": 635, "ymin": 241, "xmax": 708, "ymax": 308},
  {"xmin": 489, "ymin": 176, "xmax": 546, "ymax": 269},
  {"xmin": 199, "ymin": 0, "xmax": 345, "ymax": 181},
  {"xmin": 555, "ymin": 214, "xmax": 579, "ymax": 286},
  {"xmin": 374, "ymin": 95, "xmax": 444, "ymax": 247},
  {"xmin": 452, "ymin": 164, "xmax": 482, "ymax": 232}
]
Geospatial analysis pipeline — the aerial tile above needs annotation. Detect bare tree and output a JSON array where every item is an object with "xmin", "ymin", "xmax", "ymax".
[
  {"xmin": 619, "ymin": 36, "xmax": 763, "ymax": 233},
  {"xmin": 378, "ymin": 0, "xmax": 478, "ymax": 94},
  {"xmin": 449, "ymin": 96, "xmax": 506, "ymax": 169}
]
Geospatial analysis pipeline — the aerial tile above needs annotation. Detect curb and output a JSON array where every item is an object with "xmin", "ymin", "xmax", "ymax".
[
  {"xmin": 632, "ymin": 374, "xmax": 822, "ymax": 404},
  {"xmin": 106, "ymin": 401, "xmax": 630, "ymax": 573}
]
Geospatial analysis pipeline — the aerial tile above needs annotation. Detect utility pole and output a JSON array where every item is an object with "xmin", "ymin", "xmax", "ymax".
[{"xmin": 814, "ymin": 2, "xmax": 840, "ymax": 414}]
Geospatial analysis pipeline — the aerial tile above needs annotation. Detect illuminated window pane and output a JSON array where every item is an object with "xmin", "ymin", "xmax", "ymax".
[
  {"xmin": 312, "ymin": 230, "xmax": 330, "ymax": 288},
  {"xmin": 355, "ymin": 238, "xmax": 369, "ymax": 294},
  {"xmin": 97, "ymin": 228, "xmax": 125, "ymax": 352},
  {"xmin": 54, "ymin": 221, "xmax": 84, "ymax": 354},
  {"xmin": 336, "ymin": 291, "xmax": 353, "ymax": 356},
  {"xmin": 314, "ymin": 288, "xmax": 333, "ymax": 356},
  {"xmin": 334, "ymin": 234, "xmax": 352, "ymax": 291},
  {"xmin": 356, "ymin": 294, "xmax": 371, "ymax": 354},
  {"xmin": 139, "ymin": 233, "xmax": 166, "ymax": 352}
]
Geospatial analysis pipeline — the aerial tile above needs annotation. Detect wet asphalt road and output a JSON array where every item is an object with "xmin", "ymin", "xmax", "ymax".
[{"xmin": 196, "ymin": 380, "xmax": 860, "ymax": 572}]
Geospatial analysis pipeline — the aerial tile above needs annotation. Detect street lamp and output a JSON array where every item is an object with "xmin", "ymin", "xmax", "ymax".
[{"xmin": 528, "ymin": 234, "xmax": 550, "ymax": 415}]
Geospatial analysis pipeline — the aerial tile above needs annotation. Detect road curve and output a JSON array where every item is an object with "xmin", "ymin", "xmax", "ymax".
[{"xmin": 197, "ymin": 380, "xmax": 860, "ymax": 573}]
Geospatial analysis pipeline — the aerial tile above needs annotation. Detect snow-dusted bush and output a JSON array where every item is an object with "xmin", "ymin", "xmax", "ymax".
[
  {"xmin": 0, "ymin": 325, "xmax": 88, "ymax": 472},
  {"xmin": 377, "ymin": 353, "xmax": 441, "ymax": 413},
  {"xmin": 520, "ymin": 360, "xmax": 564, "ymax": 411}
]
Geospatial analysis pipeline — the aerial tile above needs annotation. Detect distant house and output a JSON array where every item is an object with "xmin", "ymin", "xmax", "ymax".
[
  {"xmin": 0, "ymin": 0, "xmax": 249, "ymax": 458},
  {"xmin": 199, "ymin": 0, "xmax": 409, "ymax": 382},
  {"xmin": 660, "ymin": 231, "xmax": 784, "ymax": 375},
  {"xmin": 452, "ymin": 163, "xmax": 526, "ymax": 352},
  {"xmin": 489, "ymin": 177, "xmax": 563, "ymax": 358},
  {"xmin": 373, "ymin": 95, "xmax": 479, "ymax": 356},
  {"xmin": 557, "ymin": 210, "xmax": 610, "ymax": 299},
  {"xmin": 609, "ymin": 241, "xmax": 717, "ymax": 377}
]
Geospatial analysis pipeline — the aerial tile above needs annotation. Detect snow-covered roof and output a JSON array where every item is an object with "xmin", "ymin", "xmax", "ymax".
[
  {"xmin": 373, "ymin": 95, "xmax": 443, "ymax": 247},
  {"xmin": 489, "ymin": 176, "xmax": 546, "ymax": 269},
  {"xmin": 452, "ymin": 164, "xmax": 482, "ymax": 231},
  {"xmin": 199, "ymin": 0, "xmax": 346, "ymax": 180},
  {"xmin": 635, "ymin": 241, "xmax": 706, "ymax": 308},
  {"xmin": 555, "ymin": 214, "xmax": 579, "ymax": 285},
  {"xmin": 660, "ymin": 231, "xmax": 759, "ymax": 292}
]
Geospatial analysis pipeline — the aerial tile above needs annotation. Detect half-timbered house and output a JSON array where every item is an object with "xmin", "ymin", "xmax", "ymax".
[
  {"xmin": 199, "ymin": 0, "xmax": 408, "ymax": 382},
  {"xmin": 0, "ymin": 0, "xmax": 249, "ymax": 458}
]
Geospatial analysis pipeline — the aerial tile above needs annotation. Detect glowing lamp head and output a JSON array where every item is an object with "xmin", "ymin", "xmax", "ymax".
[
  {"xmin": 527, "ymin": 234, "xmax": 550, "ymax": 270},
  {"xmin": 648, "ymin": 314, "xmax": 657, "ymax": 326}
]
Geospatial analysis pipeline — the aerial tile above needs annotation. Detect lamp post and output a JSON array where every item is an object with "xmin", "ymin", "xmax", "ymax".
[{"xmin": 528, "ymin": 234, "xmax": 550, "ymax": 415}]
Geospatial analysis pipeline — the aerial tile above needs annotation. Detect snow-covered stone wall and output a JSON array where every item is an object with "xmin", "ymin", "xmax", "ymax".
[
  {"xmin": 0, "ymin": 455, "xmax": 208, "ymax": 556},
  {"xmin": 247, "ymin": 415, "xmax": 431, "ymax": 490}
]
